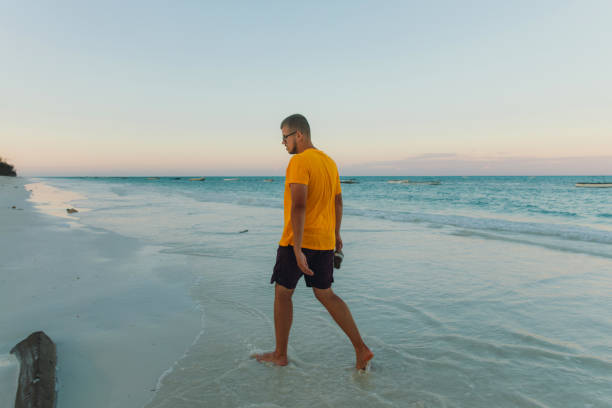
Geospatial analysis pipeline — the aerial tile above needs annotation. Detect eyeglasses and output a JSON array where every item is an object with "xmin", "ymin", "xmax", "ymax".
[{"xmin": 282, "ymin": 131, "xmax": 297, "ymax": 141}]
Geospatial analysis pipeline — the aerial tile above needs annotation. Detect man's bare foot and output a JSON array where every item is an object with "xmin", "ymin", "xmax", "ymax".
[
  {"xmin": 251, "ymin": 351, "xmax": 288, "ymax": 366},
  {"xmin": 356, "ymin": 347, "xmax": 374, "ymax": 370}
]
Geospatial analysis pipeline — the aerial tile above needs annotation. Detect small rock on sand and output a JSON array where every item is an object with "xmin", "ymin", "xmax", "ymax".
[{"xmin": 66, "ymin": 208, "xmax": 78, "ymax": 214}]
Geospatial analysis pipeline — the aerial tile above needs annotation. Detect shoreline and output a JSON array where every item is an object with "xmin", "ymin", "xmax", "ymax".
[{"xmin": 0, "ymin": 176, "xmax": 203, "ymax": 408}]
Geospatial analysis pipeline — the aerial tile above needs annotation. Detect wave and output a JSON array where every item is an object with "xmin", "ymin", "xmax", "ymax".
[
  {"xmin": 174, "ymin": 189, "xmax": 612, "ymax": 246},
  {"xmin": 428, "ymin": 333, "xmax": 612, "ymax": 378},
  {"xmin": 527, "ymin": 208, "xmax": 578, "ymax": 217},
  {"xmin": 448, "ymin": 230, "xmax": 612, "ymax": 259},
  {"xmin": 235, "ymin": 197, "xmax": 282, "ymax": 209},
  {"xmin": 177, "ymin": 190, "xmax": 283, "ymax": 210},
  {"xmin": 344, "ymin": 208, "xmax": 612, "ymax": 246},
  {"xmin": 110, "ymin": 187, "xmax": 130, "ymax": 196},
  {"xmin": 185, "ymin": 191, "xmax": 612, "ymax": 247}
]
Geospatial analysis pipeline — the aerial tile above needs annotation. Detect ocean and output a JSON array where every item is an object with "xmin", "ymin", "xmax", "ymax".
[{"xmin": 29, "ymin": 176, "xmax": 612, "ymax": 407}]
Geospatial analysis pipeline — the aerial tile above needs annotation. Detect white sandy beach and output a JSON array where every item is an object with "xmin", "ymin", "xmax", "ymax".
[{"xmin": 0, "ymin": 176, "xmax": 203, "ymax": 408}]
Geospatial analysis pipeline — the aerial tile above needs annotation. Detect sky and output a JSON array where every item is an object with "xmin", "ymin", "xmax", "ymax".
[{"xmin": 1, "ymin": 0, "xmax": 611, "ymax": 176}]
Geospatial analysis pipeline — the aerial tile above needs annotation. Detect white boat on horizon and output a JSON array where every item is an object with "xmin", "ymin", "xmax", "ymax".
[
  {"xmin": 575, "ymin": 182, "xmax": 612, "ymax": 188},
  {"xmin": 388, "ymin": 179, "xmax": 441, "ymax": 185}
]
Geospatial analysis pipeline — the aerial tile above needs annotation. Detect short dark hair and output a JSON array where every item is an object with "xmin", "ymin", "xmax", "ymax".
[{"xmin": 280, "ymin": 114, "xmax": 310, "ymax": 138}]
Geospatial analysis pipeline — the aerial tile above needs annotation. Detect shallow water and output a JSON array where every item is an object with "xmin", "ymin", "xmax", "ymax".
[{"xmin": 32, "ymin": 176, "xmax": 612, "ymax": 407}]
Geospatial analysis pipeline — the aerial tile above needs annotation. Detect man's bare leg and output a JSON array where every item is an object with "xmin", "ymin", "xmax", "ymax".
[
  {"xmin": 253, "ymin": 283, "xmax": 294, "ymax": 366},
  {"xmin": 313, "ymin": 287, "xmax": 373, "ymax": 370}
]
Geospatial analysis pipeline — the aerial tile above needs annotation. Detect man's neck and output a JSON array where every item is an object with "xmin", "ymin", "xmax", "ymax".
[{"xmin": 296, "ymin": 144, "xmax": 315, "ymax": 154}]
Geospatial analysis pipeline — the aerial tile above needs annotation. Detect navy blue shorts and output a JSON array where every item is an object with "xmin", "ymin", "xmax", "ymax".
[{"xmin": 271, "ymin": 245, "xmax": 334, "ymax": 289}]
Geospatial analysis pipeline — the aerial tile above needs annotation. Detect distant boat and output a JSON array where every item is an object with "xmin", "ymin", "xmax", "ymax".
[
  {"xmin": 340, "ymin": 179, "xmax": 358, "ymax": 184},
  {"xmin": 263, "ymin": 179, "xmax": 275, "ymax": 182},
  {"xmin": 388, "ymin": 179, "xmax": 440, "ymax": 185},
  {"xmin": 575, "ymin": 182, "xmax": 612, "ymax": 188},
  {"xmin": 224, "ymin": 178, "xmax": 238, "ymax": 181},
  {"xmin": 189, "ymin": 177, "xmax": 206, "ymax": 181},
  {"xmin": 146, "ymin": 177, "xmax": 160, "ymax": 180}
]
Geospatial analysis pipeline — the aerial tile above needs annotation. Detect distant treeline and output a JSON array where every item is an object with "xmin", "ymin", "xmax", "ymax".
[{"xmin": 0, "ymin": 156, "xmax": 17, "ymax": 176}]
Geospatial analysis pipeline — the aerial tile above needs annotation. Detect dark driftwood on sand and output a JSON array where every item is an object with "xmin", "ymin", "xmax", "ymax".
[{"xmin": 10, "ymin": 331, "xmax": 57, "ymax": 408}]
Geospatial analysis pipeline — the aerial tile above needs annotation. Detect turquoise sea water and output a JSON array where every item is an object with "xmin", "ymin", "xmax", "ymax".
[
  {"xmin": 41, "ymin": 176, "xmax": 612, "ymax": 257},
  {"xmin": 33, "ymin": 176, "xmax": 612, "ymax": 407}
]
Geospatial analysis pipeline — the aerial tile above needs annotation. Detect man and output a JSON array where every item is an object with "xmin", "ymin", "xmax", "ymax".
[{"xmin": 253, "ymin": 114, "xmax": 373, "ymax": 370}]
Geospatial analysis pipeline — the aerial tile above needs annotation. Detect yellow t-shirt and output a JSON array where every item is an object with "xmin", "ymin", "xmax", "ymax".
[{"xmin": 279, "ymin": 149, "xmax": 342, "ymax": 250}]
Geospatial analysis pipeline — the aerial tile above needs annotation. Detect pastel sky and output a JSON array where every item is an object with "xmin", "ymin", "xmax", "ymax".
[{"xmin": 1, "ymin": 1, "xmax": 611, "ymax": 176}]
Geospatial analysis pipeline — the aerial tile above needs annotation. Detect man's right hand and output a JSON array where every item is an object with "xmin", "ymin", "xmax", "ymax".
[
  {"xmin": 294, "ymin": 248, "xmax": 314, "ymax": 276},
  {"xmin": 335, "ymin": 233, "xmax": 343, "ymax": 251}
]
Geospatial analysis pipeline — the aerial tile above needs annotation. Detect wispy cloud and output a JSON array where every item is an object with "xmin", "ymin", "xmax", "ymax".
[{"xmin": 342, "ymin": 154, "xmax": 612, "ymax": 176}]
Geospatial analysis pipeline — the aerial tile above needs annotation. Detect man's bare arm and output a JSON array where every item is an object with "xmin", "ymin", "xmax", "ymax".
[
  {"xmin": 290, "ymin": 183, "xmax": 313, "ymax": 275},
  {"xmin": 335, "ymin": 193, "xmax": 343, "ymax": 251}
]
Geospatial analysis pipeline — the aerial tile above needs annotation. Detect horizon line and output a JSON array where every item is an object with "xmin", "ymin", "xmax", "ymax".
[{"xmin": 17, "ymin": 174, "xmax": 612, "ymax": 178}]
